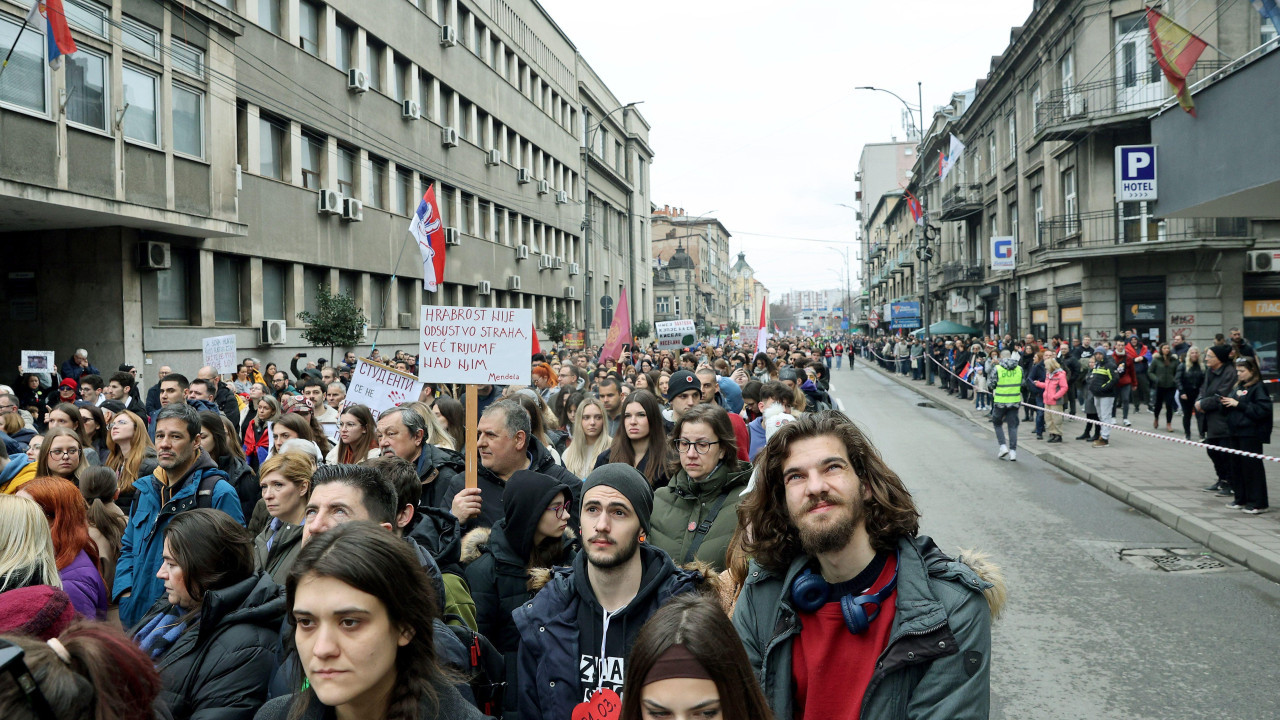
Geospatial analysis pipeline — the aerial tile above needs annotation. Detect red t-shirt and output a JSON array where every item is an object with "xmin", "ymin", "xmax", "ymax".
[{"xmin": 792, "ymin": 554, "xmax": 898, "ymax": 720}]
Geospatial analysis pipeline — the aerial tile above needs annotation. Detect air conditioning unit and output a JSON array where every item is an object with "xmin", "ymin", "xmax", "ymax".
[
  {"xmin": 555, "ymin": 190, "xmax": 568, "ymax": 204},
  {"xmin": 401, "ymin": 99, "xmax": 420, "ymax": 120},
  {"xmin": 318, "ymin": 188, "xmax": 342, "ymax": 215},
  {"xmin": 537, "ymin": 179, "xmax": 550, "ymax": 195},
  {"xmin": 444, "ymin": 227, "xmax": 461, "ymax": 246},
  {"xmin": 1065, "ymin": 92, "xmax": 1086, "ymax": 118},
  {"xmin": 440, "ymin": 25, "xmax": 457, "ymax": 47},
  {"xmin": 507, "ymin": 275, "xmax": 522, "ymax": 290},
  {"xmin": 538, "ymin": 254, "xmax": 553, "ymax": 269},
  {"xmin": 517, "ymin": 168, "xmax": 531, "ymax": 184},
  {"xmin": 260, "ymin": 319, "xmax": 287, "ymax": 346},
  {"xmin": 516, "ymin": 245, "xmax": 530, "ymax": 260},
  {"xmin": 1246, "ymin": 250, "xmax": 1280, "ymax": 273},
  {"xmin": 552, "ymin": 257, "xmax": 564, "ymax": 270},
  {"xmin": 486, "ymin": 149, "xmax": 501, "ymax": 166},
  {"xmin": 569, "ymin": 262, "xmax": 580, "ymax": 275},
  {"xmin": 441, "ymin": 127, "xmax": 459, "ymax": 148},
  {"xmin": 477, "ymin": 280, "xmax": 491, "ymax": 295},
  {"xmin": 564, "ymin": 286, "xmax": 577, "ymax": 299},
  {"xmin": 341, "ymin": 197, "xmax": 364, "ymax": 222},
  {"xmin": 135, "ymin": 240, "xmax": 171, "ymax": 270},
  {"xmin": 398, "ymin": 312, "xmax": 413, "ymax": 329},
  {"xmin": 347, "ymin": 68, "xmax": 369, "ymax": 93}
]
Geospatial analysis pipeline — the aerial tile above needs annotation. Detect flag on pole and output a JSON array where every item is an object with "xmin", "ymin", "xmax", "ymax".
[
  {"xmin": 531, "ymin": 323, "xmax": 541, "ymax": 356},
  {"xmin": 904, "ymin": 189, "xmax": 924, "ymax": 225},
  {"xmin": 755, "ymin": 297, "xmax": 769, "ymax": 355},
  {"xmin": 938, "ymin": 134, "xmax": 965, "ymax": 181},
  {"xmin": 600, "ymin": 288, "xmax": 631, "ymax": 364},
  {"xmin": 26, "ymin": 1, "xmax": 77, "ymax": 69},
  {"xmin": 1147, "ymin": 7, "xmax": 1208, "ymax": 117},
  {"xmin": 1254, "ymin": 1, "xmax": 1280, "ymax": 39},
  {"xmin": 409, "ymin": 184, "xmax": 447, "ymax": 291}
]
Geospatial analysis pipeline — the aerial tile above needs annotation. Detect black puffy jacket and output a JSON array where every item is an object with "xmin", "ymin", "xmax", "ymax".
[
  {"xmin": 1224, "ymin": 381, "xmax": 1273, "ymax": 444},
  {"xmin": 442, "ymin": 436, "xmax": 581, "ymax": 533},
  {"xmin": 1198, "ymin": 364, "xmax": 1240, "ymax": 440},
  {"xmin": 134, "ymin": 572, "xmax": 284, "ymax": 720}
]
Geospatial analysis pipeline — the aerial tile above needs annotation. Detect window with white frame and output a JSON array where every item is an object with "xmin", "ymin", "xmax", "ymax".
[
  {"xmin": 674, "ymin": 297, "xmax": 681, "ymax": 317},
  {"xmin": 258, "ymin": 0, "xmax": 281, "ymax": 35},
  {"xmin": 1006, "ymin": 112, "xmax": 1016, "ymax": 159},
  {"xmin": 122, "ymin": 65, "xmax": 159, "ymax": 146},
  {"xmin": 987, "ymin": 134, "xmax": 996, "ymax": 174},
  {"xmin": 65, "ymin": 49, "xmax": 108, "ymax": 131},
  {"xmin": 301, "ymin": 131, "xmax": 323, "ymax": 189},
  {"xmin": 1030, "ymin": 83, "xmax": 1041, "ymax": 132},
  {"xmin": 1060, "ymin": 51, "xmax": 1074, "ymax": 93},
  {"xmin": 1264, "ymin": 20, "xmax": 1278, "ymax": 46},
  {"xmin": 0, "ymin": 14, "xmax": 47, "ymax": 113},
  {"xmin": 172, "ymin": 83, "xmax": 204, "ymax": 158},
  {"xmin": 656, "ymin": 296, "xmax": 670, "ymax": 314},
  {"xmin": 65, "ymin": 0, "xmax": 107, "ymax": 37},
  {"xmin": 259, "ymin": 116, "xmax": 284, "ymax": 179},
  {"xmin": 1032, "ymin": 186, "xmax": 1044, "ymax": 245},
  {"xmin": 122, "ymin": 17, "xmax": 160, "ymax": 59},
  {"xmin": 171, "ymin": 39, "xmax": 204, "ymax": 79},
  {"xmin": 1062, "ymin": 167, "xmax": 1078, "ymax": 233}
]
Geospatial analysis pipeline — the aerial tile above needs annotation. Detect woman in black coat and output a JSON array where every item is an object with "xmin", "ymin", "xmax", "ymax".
[
  {"xmin": 198, "ymin": 411, "xmax": 259, "ymax": 524},
  {"xmin": 461, "ymin": 471, "xmax": 577, "ymax": 720},
  {"xmin": 1175, "ymin": 347, "xmax": 1207, "ymax": 441},
  {"xmin": 1223, "ymin": 356, "xmax": 1272, "ymax": 514},
  {"xmin": 131, "ymin": 509, "xmax": 284, "ymax": 719}
]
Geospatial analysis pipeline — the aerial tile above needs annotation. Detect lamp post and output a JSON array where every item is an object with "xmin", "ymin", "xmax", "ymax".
[
  {"xmin": 581, "ymin": 101, "xmax": 642, "ymax": 344},
  {"xmin": 855, "ymin": 84, "xmax": 924, "ymax": 144},
  {"xmin": 835, "ymin": 203, "xmax": 862, "ymax": 333}
]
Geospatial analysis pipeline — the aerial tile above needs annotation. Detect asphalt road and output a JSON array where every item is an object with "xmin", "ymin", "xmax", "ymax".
[{"xmin": 829, "ymin": 364, "xmax": 1280, "ymax": 720}]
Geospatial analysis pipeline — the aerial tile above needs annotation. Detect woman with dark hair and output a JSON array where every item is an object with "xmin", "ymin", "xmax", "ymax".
[
  {"xmin": 511, "ymin": 391, "xmax": 567, "ymax": 463},
  {"xmin": 257, "ymin": 522, "xmax": 485, "ymax": 720},
  {"xmin": 16, "ymin": 373, "xmax": 45, "ymax": 425},
  {"xmin": 105, "ymin": 409, "xmax": 157, "ymax": 512},
  {"xmin": 44, "ymin": 403, "xmax": 100, "ymax": 466},
  {"xmin": 659, "ymin": 356, "xmax": 675, "ymax": 373},
  {"xmin": 327, "ymin": 404, "xmax": 380, "ymax": 464},
  {"xmin": 18, "ymin": 477, "xmax": 108, "ymax": 620},
  {"xmin": 197, "ymin": 411, "xmax": 259, "ymax": 523},
  {"xmin": 431, "ymin": 396, "xmax": 467, "ymax": 453},
  {"xmin": 596, "ymin": 390, "xmax": 672, "ymax": 489},
  {"xmin": 76, "ymin": 402, "xmax": 109, "ymax": 463},
  {"xmin": 1224, "ymin": 356, "xmax": 1271, "ymax": 514},
  {"xmin": 271, "ymin": 412, "xmax": 323, "ymax": 463},
  {"xmin": 620, "ymin": 594, "xmax": 773, "ymax": 720},
  {"xmin": 461, "ymin": 473, "xmax": 577, "ymax": 720},
  {"xmin": 752, "ymin": 352, "xmax": 778, "ymax": 383},
  {"xmin": 79, "ymin": 465, "xmax": 127, "ymax": 595},
  {"xmin": 130, "ymin": 508, "xmax": 283, "ymax": 719}
]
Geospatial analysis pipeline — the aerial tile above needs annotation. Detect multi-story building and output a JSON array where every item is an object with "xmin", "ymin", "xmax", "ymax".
[
  {"xmin": 728, "ymin": 252, "xmax": 768, "ymax": 331},
  {"xmin": 867, "ymin": 0, "xmax": 1276, "ymax": 353},
  {"xmin": 651, "ymin": 205, "xmax": 731, "ymax": 333},
  {"xmin": 0, "ymin": 0, "xmax": 650, "ymax": 373}
]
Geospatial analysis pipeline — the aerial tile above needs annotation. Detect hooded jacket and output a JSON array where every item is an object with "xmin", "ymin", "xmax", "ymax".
[
  {"xmin": 213, "ymin": 384, "xmax": 242, "ymax": 438},
  {"xmin": 512, "ymin": 544, "xmax": 710, "ymax": 720},
  {"xmin": 650, "ymin": 459, "xmax": 752, "ymax": 572},
  {"xmin": 60, "ymin": 549, "xmax": 108, "ymax": 621},
  {"xmin": 733, "ymin": 535, "xmax": 1006, "ymax": 720},
  {"xmin": 114, "ymin": 451, "xmax": 245, "ymax": 628},
  {"xmin": 1087, "ymin": 357, "xmax": 1118, "ymax": 398},
  {"xmin": 415, "ymin": 443, "xmax": 466, "ymax": 512},
  {"xmin": 133, "ymin": 572, "xmax": 284, "ymax": 720},
  {"xmin": 1197, "ymin": 362, "xmax": 1241, "ymax": 440},
  {"xmin": 1034, "ymin": 369, "xmax": 1068, "ymax": 407},
  {"xmin": 442, "ymin": 436, "xmax": 581, "ymax": 533}
]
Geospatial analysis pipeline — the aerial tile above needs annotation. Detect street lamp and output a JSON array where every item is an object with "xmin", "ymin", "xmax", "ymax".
[
  {"xmin": 855, "ymin": 84, "xmax": 924, "ymax": 143},
  {"xmin": 834, "ymin": 203, "xmax": 863, "ymax": 332},
  {"xmin": 828, "ymin": 247, "xmax": 852, "ymax": 335},
  {"xmin": 582, "ymin": 100, "xmax": 643, "ymax": 342}
]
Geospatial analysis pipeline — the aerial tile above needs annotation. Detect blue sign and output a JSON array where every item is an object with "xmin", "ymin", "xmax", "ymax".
[
  {"xmin": 890, "ymin": 301, "xmax": 920, "ymax": 319},
  {"xmin": 891, "ymin": 317, "xmax": 922, "ymax": 330},
  {"xmin": 1115, "ymin": 144, "xmax": 1157, "ymax": 201}
]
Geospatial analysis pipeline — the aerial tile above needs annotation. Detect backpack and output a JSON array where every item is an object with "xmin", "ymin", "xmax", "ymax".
[
  {"xmin": 441, "ymin": 615, "xmax": 506, "ymax": 716},
  {"xmin": 194, "ymin": 472, "xmax": 221, "ymax": 510}
]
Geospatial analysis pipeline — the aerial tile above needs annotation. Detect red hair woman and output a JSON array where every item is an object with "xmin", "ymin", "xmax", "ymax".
[{"xmin": 19, "ymin": 476, "xmax": 108, "ymax": 620}]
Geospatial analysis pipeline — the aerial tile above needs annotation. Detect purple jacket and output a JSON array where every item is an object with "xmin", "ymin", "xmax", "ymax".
[{"xmin": 60, "ymin": 550, "xmax": 108, "ymax": 621}]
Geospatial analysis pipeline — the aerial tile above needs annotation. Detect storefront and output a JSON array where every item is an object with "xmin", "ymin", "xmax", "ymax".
[
  {"xmin": 1056, "ymin": 283, "xmax": 1082, "ymax": 342},
  {"xmin": 1119, "ymin": 276, "xmax": 1166, "ymax": 343},
  {"xmin": 1028, "ymin": 290, "xmax": 1048, "ymax": 340},
  {"xmin": 1243, "ymin": 274, "xmax": 1280, "ymax": 376}
]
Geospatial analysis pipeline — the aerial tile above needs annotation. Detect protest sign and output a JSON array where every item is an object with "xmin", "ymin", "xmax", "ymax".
[
  {"xmin": 564, "ymin": 331, "xmax": 585, "ymax": 349},
  {"xmin": 418, "ymin": 306, "xmax": 533, "ymax": 385},
  {"xmin": 19, "ymin": 350, "xmax": 54, "ymax": 374},
  {"xmin": 341, "ymin": 359, "xmax": 423, "ymax": 421},
  {"xmin": 201, "ymin": 335, "xmax": 237, "ymax": 375},
  {"xmin": 654, "ymin": 319, "xmax": 696, "ymax": 352}
]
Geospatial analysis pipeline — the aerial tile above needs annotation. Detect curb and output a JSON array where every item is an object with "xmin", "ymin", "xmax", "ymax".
[{"xmin": 855, "ymin": 360, "xmax": 1280, "ymax": 585}]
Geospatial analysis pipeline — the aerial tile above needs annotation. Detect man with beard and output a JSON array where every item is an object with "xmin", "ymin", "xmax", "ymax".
[
  {"xmin": 513, "ymin": 465, "xmax": 711, "ymax": 719},
  {"xmin": 733, "ymin": 412, "xmax": 1006, "ymax": 720}
]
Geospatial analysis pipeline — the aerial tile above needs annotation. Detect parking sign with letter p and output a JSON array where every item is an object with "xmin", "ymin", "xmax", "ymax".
[{"xmin": 1115, "ymin": 145, "xmax": 1157, "ymax": 202}]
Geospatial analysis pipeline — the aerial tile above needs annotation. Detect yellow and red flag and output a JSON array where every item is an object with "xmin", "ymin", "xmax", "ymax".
[{"xmin": 1146, "ymin": 7, "xmax": 1208, "ymax": 116}]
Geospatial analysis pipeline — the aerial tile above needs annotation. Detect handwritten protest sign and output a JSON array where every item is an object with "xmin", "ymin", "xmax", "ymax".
[
  {"xmin": 19, "ymin": 350, "xmax": 54, "ymax": 374},
  {"xmin": 341, "ymin": 359, "xmax": 423, "ymax": 420},
  {"xmin": 655, "ymin": 319, "xmax": 697, "ymax": 352},
  {"xmin": 201, "ymin": 335, "xmax": 237, "ymax": 375},
  {"xmin": 419, "ymin": 306, "xmax": 533, "ymax": 385}
]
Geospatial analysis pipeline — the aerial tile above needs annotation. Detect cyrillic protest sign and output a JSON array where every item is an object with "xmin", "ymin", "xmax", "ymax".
[
  {"xmin": 655, "ymin": 319, "xmax": 696, "ymax": 352},
  {"xmin": 419, "ymin": 306, "xmax": 533, "ymax": 385},
  {"xmin": 202, "ymin": 335, "xmax": 237, "ymax": 375},
  {"xmin": 342, "ymin": 359, "xmax": 423, "ymax": 420}
]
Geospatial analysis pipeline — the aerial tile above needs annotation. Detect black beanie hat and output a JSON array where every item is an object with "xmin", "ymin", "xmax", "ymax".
[
  {"xmin": 502, "ymin": 470, "xmax": 569, "ymax": 560},
  {"xmin": 1208, "ymin": 345, "xmax": 1232, "ymax": 365},
  {"xmin": 582, "ymin": 464, "xmax": 653, "ymax": 535}
]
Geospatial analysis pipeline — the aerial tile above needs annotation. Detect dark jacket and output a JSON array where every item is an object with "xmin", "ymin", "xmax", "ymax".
[
  {"xmin": 252, "ymin": 521, "xmax": 303, "ymax": 585},
  {"xmin": 254, "ymin": 678, "xmax": 488, "ymax": 720},
  {"xmin": 733, "ymin": 535, "xmax": 1005, "ymax": 720},
  {"xmin": 60, "ymin": 359, "xmax": 100, "ymax": 383},
  {"xmin": 213, "ymin": 385, "xmax": 243, "ymax": 438},
  {"xmin": 1087, "ymin": 359, "xmax": 1118, "ymax": 398},
  {"xmin": 650, "ymin": 459, "xmax": 752, "ymax": 572},
  {"xmin": 135, "ymin": 572, "xmax": 284, "ymax": 720},
  {"xmin": 1149, "ymin": 354, "xmax": 1179, "ymax": 388},
  {"xmin": 1175, "ymin": 362, "xmax": 1206, "ymax": 396},
  {"xmin": 1027, "ymin": 362, "xmax": 1046, "ymax": 400},
  {"xmin": 1225, "ymin": 381, "xmax": 1273, "ymax": 444},
  {"xmin": 442, "ymin": 437, "xmax": 581, "ymax": 533},
  {"xmin": 217, "ymin": 454, "xmax": 258, "ymax": 526},
  {"xmin": 416, "ymin": 443, "xmax": 465, "ymax": 512},
  {"xmin": 1197, "ymin": 363, "xmax": 1241, "ymax": 440},
  {"xmin": 512, "ymin": 544, "xmax": 709, "ymax": 720}
]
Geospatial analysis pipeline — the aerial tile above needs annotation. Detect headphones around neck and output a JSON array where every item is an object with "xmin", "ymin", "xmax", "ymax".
[{"xmin": 789, "ymin": 553, "xmax": 899, "ymax": 635}]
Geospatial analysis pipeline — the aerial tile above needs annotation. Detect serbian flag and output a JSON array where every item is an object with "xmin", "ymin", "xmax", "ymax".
[
  {"xmin": 958, "ymin": 361, "xmax": 971, "ymax": 381},
  {"xmin": 938, "ymin": 134, "xmax": 965, "ymax": 180},
  {"xmin": 755, "ymin": 297, "xmax": 768, "ymax": 355},
  {"xmin": 409, "ymin": 184, "xmax": 447, "ymax": 291},
  {"xmin": 600, "ymin": 288, "xmax": 631, "ymax": 364},
  {"xmin": 904, "ymin": 189, "xmax": 924, "ymax": 225},
  {"xmin": 1147, "ymin": 8, "xmax": 1208, "ymax": 116},
  {"xmin": 26, "ymin": 0, "xmax": 77, "ymax": 69}
]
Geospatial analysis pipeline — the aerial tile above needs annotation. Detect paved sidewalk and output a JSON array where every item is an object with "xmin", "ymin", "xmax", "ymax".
[{"xmin": 851, "ymin": 359, "xmax": 1280, "ymax": 585}]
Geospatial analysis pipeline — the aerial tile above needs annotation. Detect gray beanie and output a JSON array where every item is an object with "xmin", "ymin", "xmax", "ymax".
[{"xmin": 582, "ymin": 464, "xmax": 654, "ymax": 535}]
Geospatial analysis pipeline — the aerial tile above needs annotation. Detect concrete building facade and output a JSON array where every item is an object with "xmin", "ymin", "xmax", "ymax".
[{"xmin": 728, "ymin": 252, "xmax": 768, "ymax": 331}]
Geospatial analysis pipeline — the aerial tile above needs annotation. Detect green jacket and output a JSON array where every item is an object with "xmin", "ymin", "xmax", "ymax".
[
  {"xmin": 649, "ymin": 459, "xmax": 752, "ymax": 572},
  {"xmin": 732, "ymin": 535, "xmax": 1005, "ymax": 720},
  {"xmin": 1149, "ymin": 355, "xmax": 1179, "ymax": 388}
]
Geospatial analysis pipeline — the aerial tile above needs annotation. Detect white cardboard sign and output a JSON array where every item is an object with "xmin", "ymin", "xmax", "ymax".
[
  {"xmin": 419, "ymin": 306, "xmax": 533, "ymax": 385},
  {"xmin": 19, "ymin": 350, "xmax": 54, "ymax": 374},
  {"xmin": 201, "ymin": 335, "xmax": 238, "ymax": 375},
  {"xmin": 655, "ymin": 319, "xmax": 697, "ymax": 352},
  {"xmin": 342, "ymin": 359, "xmax": 424, "ymax": 421}
]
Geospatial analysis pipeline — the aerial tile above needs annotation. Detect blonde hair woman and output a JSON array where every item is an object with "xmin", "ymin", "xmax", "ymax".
[
  {"xmin": 560, "ymin": 397, "xmax": 611, "ymax": 477},
  {"xmin": 0, "ymin": 494, "xmax": 62, "ymax": 594},
  {"xmin": 104, "ymin": 410, "xmax": 157, "ymax": 510},
  {"xmin": 405, "ymin": 401, "xmax": 456, "ymax": 450}
]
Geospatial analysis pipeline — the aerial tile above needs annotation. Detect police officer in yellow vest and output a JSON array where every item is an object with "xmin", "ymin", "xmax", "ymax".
[{"xmin": 992, "ymin": 350, "xmax": 1024, "ymax": 461}]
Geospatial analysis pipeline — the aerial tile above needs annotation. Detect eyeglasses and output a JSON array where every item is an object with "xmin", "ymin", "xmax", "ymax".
[
  {"xmin": 111, "ymin": 418, "xmax": 133, "ymax": 428},
  {"xmin": 674, "ymin": 439, "xmax": 719, "ymax": 455},
  {"xmin": 547, "ymin": 501, "xmax": 570, "ymax": 518},
  {"xmin": 49, "ymin": 448, "xmax": 80, "ymax": 457}
]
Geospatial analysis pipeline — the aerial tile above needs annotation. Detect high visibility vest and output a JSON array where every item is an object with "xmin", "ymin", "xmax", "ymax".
[{"xmin": 994, "ymin": 365, "xmax": 1023, "ymax": 405}]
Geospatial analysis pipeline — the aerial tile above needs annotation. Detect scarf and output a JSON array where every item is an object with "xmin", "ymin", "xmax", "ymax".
[{"xmin": 134, "ymin": 609, "xmax": 188, "ymax": 659}]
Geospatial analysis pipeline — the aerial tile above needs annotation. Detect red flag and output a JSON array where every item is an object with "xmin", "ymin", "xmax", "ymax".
[
  {"xmin": 600, "ymin": 288, "xmax": 632, "ymax": 363},
  {"xmin": 904, "ymin": 189, "xmax": 924, "ymax": 225},
  {"xmin": 531, "ymin": 323, "xmax": 541, "ymax": 355},
  {"xmin": 1147, "ymin": 8, "xmax": 1208, "ymax": 116}
]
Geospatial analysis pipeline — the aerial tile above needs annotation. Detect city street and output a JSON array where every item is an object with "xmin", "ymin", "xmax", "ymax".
[{"xmin": 830, "ymin": 366, "xmax": 1280, "ymax": 720}]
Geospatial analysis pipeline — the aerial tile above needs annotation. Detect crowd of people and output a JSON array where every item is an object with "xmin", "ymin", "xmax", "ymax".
[
  {"xmin": 0, "ymin": 337, "xmax": 1005, "ymax": 719},
  {"xmin": 855, "ymin": 327, "xmax": 1271, "ymax": 514}
]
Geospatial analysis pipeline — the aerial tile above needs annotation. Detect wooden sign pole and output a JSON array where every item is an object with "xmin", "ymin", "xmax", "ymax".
[{"xmin": 464, "ymin": 384, "xmax": 478, "ymax": 489}]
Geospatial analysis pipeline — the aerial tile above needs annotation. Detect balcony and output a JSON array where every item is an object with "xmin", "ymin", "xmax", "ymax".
[
  {"xmin": 1035, "ymin": 61, "xmax": 1229, "ymax": 141},
  {"xmin": 869, "ymin": 244, "xmax": 884, "ymax": 261},
  {"xmin": 940, "ymin": 261, "xmax": 985, "ymax": 287},
  {"xmin": 938, "ymin": 183, "xmax": 984, "ymax": 221},
  {"xmin": 1036, "ymin": 209, "xmax": 1252, "ymax": 262}
]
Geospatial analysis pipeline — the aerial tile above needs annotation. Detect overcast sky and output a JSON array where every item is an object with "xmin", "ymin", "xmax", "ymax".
[{"xmin": 541, "ymin": 0, "xmax": 1034, "ymax": 300}]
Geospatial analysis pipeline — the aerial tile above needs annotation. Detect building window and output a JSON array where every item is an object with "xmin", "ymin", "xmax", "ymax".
[
  {"xmin": 1006, "ymin": 112, "xmax": 1016, "ymax": 158},
  {"xmin": 172, "ymin": 83, "xmax": 204, "ymax": 158},
  {"xmin": 440, "ymin": 186, "xmax": 454, "ymax": 227},
  {"xmin": 157, "ymin": 250, "xmax": 190, "ymax": 321},
  {"xmin": 1062, "ymin": 167, "xmax": 1078, "ymax": 233},
  {"xmin": 1060, "ymin": 51, "xmax": 1074, "ymax": 93},
  {"xmin": 366, "ymin": 38, "xmax": 384, "ymax": 92},
  {"xmin": 656, "ymin": 296, "xmax": 670, "ymax": 314},
  {"xmin": 337, "ymin": 271, "xmax": 355, "ymax": 299},
  {"xmin": 65, "ymin": 0, "xmax": 107, "ymax": 37},
  {"xmin": 987, "ymin": 134, "xmax": 996, "ymax": 174},
  {"xmin": 262, "ymin": 261, "xmax": 287, "ymax": 320},
  {"xmin": 298, "ymin": 0, "xmax": 321, "ymax": 56},
  {"xmin": 304, "ymin": 267, "xmax": 327, "ymax": 315},
  {"xmin": 335, "ymin": 20, "xmax": 354, "ymax": 72},
  {"xmin": 674, "ymin": 297, "xmax": 681, "ymax": 317},
  {"xmin": 122, "ymin": 65, "xmax": 159, "ymax": 146},
  {"xmin": 394, "ymin": 169, "xmax": 412, "ymax": 215},
  {"xmin": 171, "ymin": 39, "xmax": 204, "ymax": 79},
  {"xmin": 1008, "ymin": 202, "xmax": 1019, "ymax": 245},
  {"xmin": 65, "ymin": 49, "xmax": 108, "ymax": 131},
  {"xmin": 1264, "ymin": 21, "xmax": 1278, "ymax": 46},
  {"xmin": 258, "ymin": 0, "xmax": 281, "ymax": 35},
  {"xmin": 436, "ymin": 0, "xmax": 449, "ymax": 24},
  {"xmin": 337, "ymin": 146, "xmax": 356, "ymax": 197},
  {"xmin": 615, "ymin": 140, "xmax": 623, "ymax": 171},
  {"xmin": 0, "ymin": 14, "xmax": 46, "ymax": 113},
  {"xmin": 367, "ymin": 157, "xmax": 386, "ymax": 208},
  {"xmin": 301, "ymin": 131, "xmax": 323, "ymax": 189},
  {"xmin": 369, "ymin": 275, "xmax": 385, "ymax": 327},
  {"xmin": 122, "ymin": 17, "xmax": 160, "ymax": 59},
  {"xmin": 459, "ymin": 193, "xmax": 473, "ymax": 235},
  {"xmin": 259, "ymin": 116, "xmax": 284, "ymax": 179},
  {"xmin": 392, "ymin": 58, "xmax": 407, "ymax": 101},
  {"xmin": 214, "ymin": 255, "xmax": 243, "ymax": 323},
  {"xmin": 1032, "ymin": 186, "xmax": 1044, "ymax": 244},
  {"xmin": 1030, "ymin": 83, "xmax": 1041, "ymax": 132}
]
